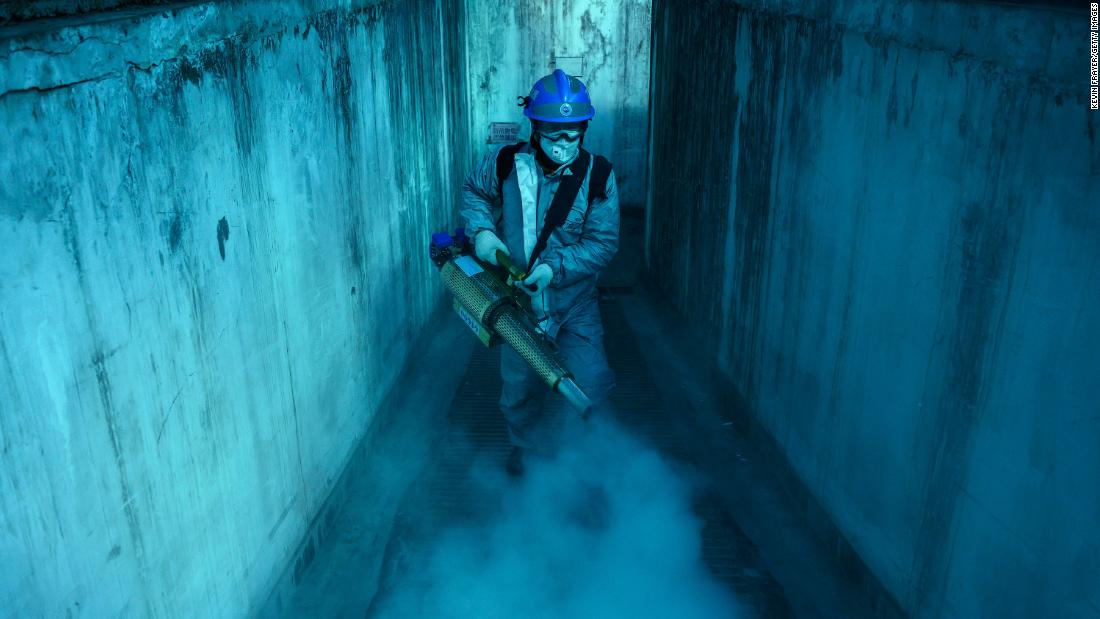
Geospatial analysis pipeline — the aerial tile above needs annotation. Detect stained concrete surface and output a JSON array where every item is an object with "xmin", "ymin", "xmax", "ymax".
[
  {"xmin": 0, "ymin": 1, "xmax": 173, "ymax": 25},
  {"xmin": 647, "ymin": 1, "xmax": 1098, "ymax": 617},
  {"xmin": 0, "ymin": 2, "xmax": 471, "ymax": 616}
]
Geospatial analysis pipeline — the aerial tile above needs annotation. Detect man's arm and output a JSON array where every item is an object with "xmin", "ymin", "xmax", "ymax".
[
  {"xmin": 459, "ymin": 145, "xmax": 505, "ymax": 236},
  {"xmin": 539, "ymin": 170, "xmax": 620, "ymax": 288}
]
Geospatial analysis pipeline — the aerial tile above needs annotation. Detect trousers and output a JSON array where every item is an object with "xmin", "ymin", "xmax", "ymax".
[{"xmin": 499, "ymin": 293, "xmax": 616, "ymax": 450}]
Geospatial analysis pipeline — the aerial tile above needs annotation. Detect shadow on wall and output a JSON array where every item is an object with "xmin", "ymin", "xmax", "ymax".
[
  {"xmin": 588, "ymin": 103, "xmax": 649, "ymax": 209},
  {"xmin": 368, "ymin": 419, "xmax": 743, "ymax": 618}
]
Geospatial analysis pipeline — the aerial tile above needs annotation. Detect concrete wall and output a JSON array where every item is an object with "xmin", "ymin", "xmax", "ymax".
[
  {"xmin": 647, "ymin": 1, "xmax": 1097, "ymax": 617},
  {"xmin": 0, "ymin": 1, "xmax": 173, "ymax": 25},
  {"xmin": 462, "ymin": 0, "xmax": 650, "ymax": 207},
  {"xmin": 0, "ymin": 1, "xmax": 468, "ymax": 616}
]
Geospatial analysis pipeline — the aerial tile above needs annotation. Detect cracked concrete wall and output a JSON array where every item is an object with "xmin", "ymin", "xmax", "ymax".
[
  {"xmin": 648, "ymin": 1, "xmax": 1097, "ymax": 617},
  {"xmin": 0, "ymin": 1, "xmax": 468, "ymax": 616},
  {"xmin": 462, "ymin": 0, "xmax": 650, "ymax": 208}
]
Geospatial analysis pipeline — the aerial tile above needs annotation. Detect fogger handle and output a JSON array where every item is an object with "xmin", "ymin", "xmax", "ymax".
[{"xmin": 496, "ymin": 250, "xmax": 538, "ymax": 292}]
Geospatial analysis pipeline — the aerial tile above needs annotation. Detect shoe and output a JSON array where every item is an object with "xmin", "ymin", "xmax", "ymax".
[{"xmin": 505, "ymin": 446, "xmax": 525, "ymax": 477}]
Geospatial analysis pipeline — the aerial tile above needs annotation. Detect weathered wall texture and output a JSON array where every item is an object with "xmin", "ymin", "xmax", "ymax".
[
  {"xmin": 462, "ymin": 0, "xmax": 650, "ymax": 207},
  {"xmin": 0, "ymin": 1, "xmax": 468, "ymax": 616},
  {"xmin": 0, "ymin": 1, "xmax": 174, "ymax": 25},
  {"xmin": 648, "ymin": 0, "xmax": 1097, "ymax": 617}
]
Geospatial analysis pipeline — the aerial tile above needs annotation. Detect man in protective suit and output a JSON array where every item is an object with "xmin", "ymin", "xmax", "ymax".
[{"xmin": 459, "ymin": 69, "xmax": 619, "ymax": 476}]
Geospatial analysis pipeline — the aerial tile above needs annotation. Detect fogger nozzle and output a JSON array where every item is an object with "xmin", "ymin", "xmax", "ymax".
[{"xmin": 556, "ymin": 377, "xmax": 592, "ymax": 415}]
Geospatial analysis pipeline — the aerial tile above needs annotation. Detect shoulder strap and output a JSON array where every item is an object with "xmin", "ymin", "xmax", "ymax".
[
  {"xmin": 587, "ymin": 154, "xmax": 612, "ymax": 205},
  {"xmin": 495, "ymin": 141, "xmax": 526, "ymax": 187},
  {"xmin": 527, "ymin": 150, "xmax": 591, "ymax": 270}
]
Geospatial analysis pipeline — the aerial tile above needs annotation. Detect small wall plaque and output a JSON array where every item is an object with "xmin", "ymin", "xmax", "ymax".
[
  {"xmin": 552, "ymin": 56, "xmax": 585, "ymax": 77},
  {"xmin": 488, "ymin": 122, "xmax": 521, "ymax": 144}
]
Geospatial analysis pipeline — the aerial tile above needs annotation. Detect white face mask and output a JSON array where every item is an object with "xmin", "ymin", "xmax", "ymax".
[{"xmin": 538, "ymin": 129, "xmax": 582, "ymax": 166}]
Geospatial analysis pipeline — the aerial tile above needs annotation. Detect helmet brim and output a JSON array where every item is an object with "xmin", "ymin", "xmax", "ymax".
[{"xmin": 524, "ymin": 108, "xmax": 596, "ymax": 122}]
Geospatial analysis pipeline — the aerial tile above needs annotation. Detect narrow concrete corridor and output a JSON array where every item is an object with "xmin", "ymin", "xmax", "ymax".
[
  {"xmin": 278, "ymin": 290, "xmax": 870, "ymax": 618},
  {"xmin": 270, "ymin": 215, "xmax": 889, "ymax": 618},
  {"xmin": 1, "ymin": 1, "xmax": 1092, "ymax": 618},
  {"xmin": 364, "ymin": 292, "xmax": 797, "ymax": 618}
]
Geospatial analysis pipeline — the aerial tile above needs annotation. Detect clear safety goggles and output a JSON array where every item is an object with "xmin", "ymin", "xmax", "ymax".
[{"xmin": 538, "ymin": 128, "xmax": 583, "ymax": 142}]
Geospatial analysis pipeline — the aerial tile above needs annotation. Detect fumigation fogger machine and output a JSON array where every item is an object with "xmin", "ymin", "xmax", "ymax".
[{"xmin": 429, "ymin": 228, "xmax": 592, "ymax": 414}]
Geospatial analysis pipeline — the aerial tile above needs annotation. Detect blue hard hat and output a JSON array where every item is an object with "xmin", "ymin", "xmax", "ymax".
[{"xmin": 520, "ymin": 69, "xmax": 595, "ymax": 123}]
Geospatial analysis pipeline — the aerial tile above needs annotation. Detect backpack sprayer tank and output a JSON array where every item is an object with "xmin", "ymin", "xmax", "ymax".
[{"xmin": 429, "ymin": 228, "xmax": 592, "ymax": 415}]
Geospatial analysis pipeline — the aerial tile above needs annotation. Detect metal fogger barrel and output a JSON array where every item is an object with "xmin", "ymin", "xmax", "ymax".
[{"xmin": 430, "ymin": 229, "xmax": 591, "ymax": 414}]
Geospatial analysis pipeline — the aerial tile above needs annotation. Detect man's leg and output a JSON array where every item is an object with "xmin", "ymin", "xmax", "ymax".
[
  {"xmin": 500, "ymin": 344, "xmax": 550, "ymax": 450},
  {"xmin": 555, "ymin": 295, "xmax": 617, "ymax": 419},
  {"xmin": 552, "ymin": 295, "xmax": 616, "ymax": 527}
]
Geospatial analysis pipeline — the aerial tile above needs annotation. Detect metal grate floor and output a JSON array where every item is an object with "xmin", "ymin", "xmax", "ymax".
[{"xmin": 365, "ymin": 292, "xmax": 793, "ymax": 618}]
